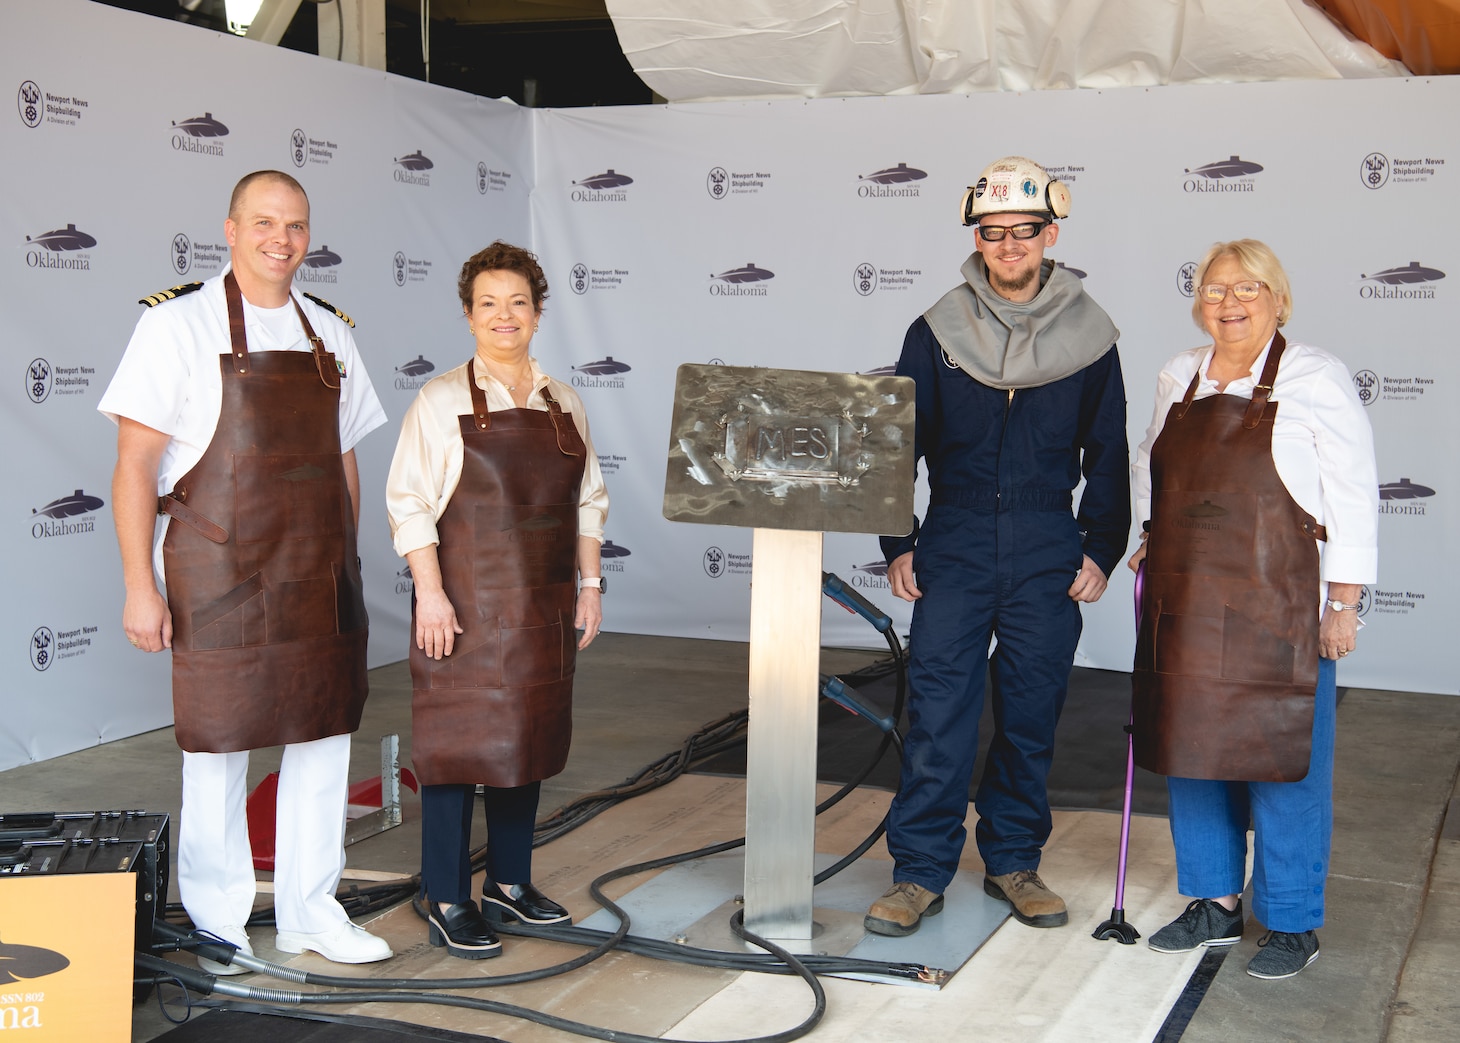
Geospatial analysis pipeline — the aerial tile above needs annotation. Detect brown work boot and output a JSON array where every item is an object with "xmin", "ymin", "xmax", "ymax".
[
  {"xmin": 864, "ymin": 881, "xmax": 945, "ymax": 937},
  {"xmin": 983, "ymin": 869, "xmax": 1069, "ymax": 927}
]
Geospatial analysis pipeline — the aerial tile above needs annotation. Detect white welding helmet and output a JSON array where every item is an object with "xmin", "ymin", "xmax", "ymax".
[{"xmin": 959, "ymin": 156, "xmax": 1071, "ymax": 225}]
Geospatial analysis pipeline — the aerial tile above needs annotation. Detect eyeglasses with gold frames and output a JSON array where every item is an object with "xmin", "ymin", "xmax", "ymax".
[{"xmin": 1198, "ymin": 281, "xmax": 1265, "ymax": 304}]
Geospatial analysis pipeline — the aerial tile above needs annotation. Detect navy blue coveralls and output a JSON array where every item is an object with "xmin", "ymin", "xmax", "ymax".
[{"xmin": 880, "ymin": 315, "xmax": 1129, "ymax": 892}]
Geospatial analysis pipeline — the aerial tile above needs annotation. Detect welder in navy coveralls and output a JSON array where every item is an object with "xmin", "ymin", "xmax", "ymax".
[{"xmin": 864, "ymin": 157, "xmax": 1129, "ymax": 937}]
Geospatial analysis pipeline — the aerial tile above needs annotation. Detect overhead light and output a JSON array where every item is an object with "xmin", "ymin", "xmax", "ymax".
[{"xmin": 224, "ymin": 0, "xmax": 264, "ymax": 36}]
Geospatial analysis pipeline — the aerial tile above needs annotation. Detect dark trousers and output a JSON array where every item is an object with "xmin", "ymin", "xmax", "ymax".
[
  {"xmin": 420, "ymin": 781, "xmax": 540, "ymax": 904},
  {"xmin": 887, "ymin": 508, "xmax": 1084, "ymax": 892}
]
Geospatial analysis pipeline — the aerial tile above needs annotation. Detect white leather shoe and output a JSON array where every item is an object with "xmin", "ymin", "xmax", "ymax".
[
  {"xmin": 275, "ymin": 921, "xmax": 392, "ymax": 964},
  {"xmin": 196, "ymin": 924, "xmax": 252, "ymax": 976}
]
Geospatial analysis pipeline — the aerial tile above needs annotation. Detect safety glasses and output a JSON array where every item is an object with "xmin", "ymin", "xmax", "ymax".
[{"xmin": 976, "ymin": 220, "xmax": 1049, "ymax": 242}]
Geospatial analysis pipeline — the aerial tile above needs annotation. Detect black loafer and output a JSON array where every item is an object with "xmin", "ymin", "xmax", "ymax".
[
  {"xmin": 481, "ymin": 881, "xmax": 572, "ymax": 926},
  {"xmin": 426, "ymin": 900, "xmax": 502, "ymax": 959}
]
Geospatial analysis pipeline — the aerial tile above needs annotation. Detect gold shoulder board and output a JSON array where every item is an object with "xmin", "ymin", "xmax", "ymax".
[
  {"xmin": 138, "ymin": 282, "xmax": 204, "ymax": 308},
  {"xmin": 301, "ymin": 291, "xmax": 355, "ymax": 328}
]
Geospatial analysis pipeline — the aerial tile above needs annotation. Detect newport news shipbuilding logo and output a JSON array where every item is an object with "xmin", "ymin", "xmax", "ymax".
[
  {"xmin": 571, "ymin": 169, "xmax": 633, "ymax": 203},
  {"xmin": 710, "ymin": 263, "xmax": 774, "ymax": 297},
  {"xmin": 24, "ymin": 356, "xmax": 93, "ymax": 402},
  {"xmin": 30, "ymin": 623, "xmax": 100, "ymax": 670},
  {"xmin": 23, "ymin": 223, "xmax": 96, "ymax": 272},
  {"xmin": 477, "ymin": 163, "xmax": 512, "ymax": 194},
  {"xmin": 857, "ymin": 163, "xmax": 927, "ymax": 198},
  {"xmin": 291, "ymin": 127, "xmax": 337, "ymax": 168},
  {"xmin": 31, "ymin": 489, "xmax": 104, "ymax": 540},
  {"xmin": 295, "ymin": 245, "xmax": 343, "ymax": 285},
  {"xmin": 393, "ymin": 354, "xmax": 436, "ymax": 391},
  {"xmin": 394, "ymin": 150, "xmax": 433, "ymax": 186},
  {"xmin": 393, "ymin": 250, "xmax": 432, "ymax": 286},
  {"xmin": 1351, "ymin": 368, "xmax": 1436, "ymax": 406},
  {"xmin": 570, "ymin": 262, "xmax": 628, "ymax": 294},
  {"xmin": 1359, "ymin": 261, "xmax": 1445, "ymax": 300},
  {"xmin": 854, "ymin": 262, "xmax": 922, "ymax": 295},
  {"xmin": 596, "ymin": 451, "xmax": 628, "ymax": 477},
  {"xmin": 703, "ymin": 545, "xmax": 751, "ymax": 577},
  {"xmin": 1361, "ymin": 150, "xmax": 1445, "ymax": 189},
  {"xmin": 172, "ymin": 232, "xmax": 226, "ymax": 277},
  {"xmin": 571, "ymin": 357, "xmax": 631, "ymax": 390},
  {"xmin": 1183, "ymin": 155, "xmax": 1263, "ymax": 193},
  {"xmin": 1176, "ymin": 261, "xmax": 1199, "ymax": 298},
  {"xmin": 171, "ymin": 112, "xmax": 228, "ymax": 156},
  {"xmin": 1363, "ymin": 582, "xmax": 1426, "ymax": 618},
  {"xmin": 707, "ymin": 166, "xmax": 772, "ymax": 198},
  {"xmin": 17, "ymin": 79, "xmax": 88, "ymax": 129},
  {"xmin": 1378, "ymin": 477, "xmax": 1435, "ymax": 517}
]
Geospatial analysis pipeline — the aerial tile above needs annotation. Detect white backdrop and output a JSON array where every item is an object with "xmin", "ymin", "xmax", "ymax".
[{"xmin": 3, "ymin": 0, "xmax": 1453, "ymax": 769}]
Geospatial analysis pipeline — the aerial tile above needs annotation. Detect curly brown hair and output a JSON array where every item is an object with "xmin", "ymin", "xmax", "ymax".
[{"xmin": 457, "ymin": 241, "xmax": 550, "ymax": 314}]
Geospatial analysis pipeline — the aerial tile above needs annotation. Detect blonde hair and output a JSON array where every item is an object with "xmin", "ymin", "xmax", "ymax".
[{"xmin": 1191, "ymin": 239, "xmax": 1292, "ymax": 330}]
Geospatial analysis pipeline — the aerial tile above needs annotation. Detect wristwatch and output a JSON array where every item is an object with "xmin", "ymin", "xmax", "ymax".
[
  {"xmin": 580, "ymin": 577, "xmax": 606, "ymax": 594},
  {"xmin": 1325, "ymin": 598, "xmax": 1360, "ymax": 612}
]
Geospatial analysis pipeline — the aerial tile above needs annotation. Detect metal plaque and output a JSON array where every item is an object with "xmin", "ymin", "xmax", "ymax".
[{"xmin": 662, "ymin": 364, "xmax": 915, "ymax": 535}]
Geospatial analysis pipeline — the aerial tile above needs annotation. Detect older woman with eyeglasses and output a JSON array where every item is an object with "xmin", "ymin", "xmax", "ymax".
[{"xmin": 1126, "ymin": 239, "xmax": 1377, "ymax": 980}]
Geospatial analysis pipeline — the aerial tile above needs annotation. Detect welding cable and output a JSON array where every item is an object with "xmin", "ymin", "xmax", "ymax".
[
  {"xmin": 136, "ymin": 910, "xmax": 828, "ymax": 1043},
  {"xmin": 153, "ymin": 583, "xmax": 912, "ymax": 998}
]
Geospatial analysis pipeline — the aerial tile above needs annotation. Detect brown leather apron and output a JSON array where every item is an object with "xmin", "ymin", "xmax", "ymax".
[
  {"xmin": 1132, "ymin": 333, "xmax": 1325, "ymax": 782},
  {"xmin": 160, "ymin": 271, "xmax": 369, "ymax": 753},
  {"xmin": 409, "ymin": 360, "xmax": 586, "ymax": 787}
]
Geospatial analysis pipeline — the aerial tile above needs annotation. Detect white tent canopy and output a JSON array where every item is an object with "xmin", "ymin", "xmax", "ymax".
[{"xmin": 605, "ymin": 0, "xmax": 1407, "ymax": 101}]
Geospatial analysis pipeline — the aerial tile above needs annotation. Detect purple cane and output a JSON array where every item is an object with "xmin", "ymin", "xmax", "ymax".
[{"xmin": 1092, "ymin": 561, "xmax": 1143, "ymax": 944}]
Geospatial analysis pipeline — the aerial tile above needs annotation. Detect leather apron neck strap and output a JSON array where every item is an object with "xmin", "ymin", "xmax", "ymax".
[
  {"xmin": 222, "ymin": 270, "xmax": 340, "ymax": 389},
  {"xmin": 1173, "ymin": 330, "xmax": 1288, "ymax": 425},
  {"xmin": 464, "ymin": 359, "xmax": 583, "ymax": 457},
  {"xmin": 467, "ymin": 357, "xmax": 492, "ymax": 431}
]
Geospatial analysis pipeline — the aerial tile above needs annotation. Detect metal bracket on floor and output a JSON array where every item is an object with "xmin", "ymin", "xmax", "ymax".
[{"xmin": 344, "ymin": 734, "xmax": 417, "ymax": 849}]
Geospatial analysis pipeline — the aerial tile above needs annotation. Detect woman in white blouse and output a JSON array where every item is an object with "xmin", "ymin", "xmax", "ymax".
[
  {"xmin": 1127, "ymin": 239, "xmax": 1376, "ymax": 980},
  {"xmin": 386, "ymin": 241, "xmax": 609, "ymax": 959}
]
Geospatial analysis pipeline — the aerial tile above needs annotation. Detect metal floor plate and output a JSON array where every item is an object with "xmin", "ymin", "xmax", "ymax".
[{"xmin": 579, "ymin": 851, "xmax": 1009, "ymax": 988}]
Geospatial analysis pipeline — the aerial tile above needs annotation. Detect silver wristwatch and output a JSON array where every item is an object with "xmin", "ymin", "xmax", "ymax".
[{"xmin": 1325, "ymin": 598, "xmax": 1359, "ymax": 612}]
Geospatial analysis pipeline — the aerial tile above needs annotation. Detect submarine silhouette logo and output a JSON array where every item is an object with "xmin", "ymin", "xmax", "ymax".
[
  {"xmin": 573, "ymin": 357, "xmax": 632, "ymax": 376},
  {"xmin": 172, "ymin": 113, "xmax": 229, "ymax": 138},
  {"xmin": 860, "ymin": 163, "xmax": 927, "ymax": 185},
  {"xmin": 26, "ymin": 224, "xmax": 96, "ymax": 252},
  {"xmin": 395, "ymin": 150, "xmax": 434, "ymax": 171},
  {"xmin": 0, "ymin": 936, "xmax": 71, "ymax": 985},
  {"xmin": 711, "ymin": 263, "xmax": 774, "ymax": 284},
  {"xmin": 1185, "ymin": 156, "xmax": 1264, "ymax": 179},
  {"xmin": 34, "ymin": 489, "xmax": 104, "ymax": 519},
  {"xmin": 1361, "ymin": 262, "xmax": 1445, "ymax": 286},
  {"xmin": 573, "ymin": 170, "xmax": 634, "ymax": 190},
  {"xmin": 395, "ymin": 355, "xmax": 435, "ymax": 377}
]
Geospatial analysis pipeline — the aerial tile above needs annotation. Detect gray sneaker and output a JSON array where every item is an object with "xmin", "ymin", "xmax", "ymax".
[
  {"xmin": 1247, "ymin": 930, "xmax": 1320, "ymax": 979},
  {"xmin": 1148, "ymin": 898, "xmax": 1243, "ymax": 953}
]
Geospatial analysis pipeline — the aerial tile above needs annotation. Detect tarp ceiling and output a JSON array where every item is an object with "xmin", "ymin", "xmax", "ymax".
[{"xmin": 604, "ymin": 0, "xmax": 1455, "ymax": 103}]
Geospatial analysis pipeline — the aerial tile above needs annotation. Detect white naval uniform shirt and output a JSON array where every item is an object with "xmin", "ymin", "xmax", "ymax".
[{"xmin": 98, "ymin": 268, "xmax": 388, "ymax": 578}]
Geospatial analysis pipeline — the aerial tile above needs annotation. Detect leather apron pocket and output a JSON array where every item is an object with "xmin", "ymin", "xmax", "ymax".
[{"xmin": 190, "ymin": 572, "xmax": 266, "ymax": 650}]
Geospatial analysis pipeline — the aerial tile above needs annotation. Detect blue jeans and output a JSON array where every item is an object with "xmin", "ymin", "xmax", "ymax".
[{"xmin": 1166, "ymin": 657, "xmax": 1337, "ymax": 933}]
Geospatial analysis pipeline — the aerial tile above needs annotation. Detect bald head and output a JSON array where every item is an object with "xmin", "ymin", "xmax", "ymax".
[{"xmin": 228, "ymin": 170, "xmax": 308, "ymax": 221}]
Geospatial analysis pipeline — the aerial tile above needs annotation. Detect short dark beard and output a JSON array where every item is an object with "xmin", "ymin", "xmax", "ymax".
[{"xmin": 989, "ymin": 264, "xmax": 1038, "ymax": 297}]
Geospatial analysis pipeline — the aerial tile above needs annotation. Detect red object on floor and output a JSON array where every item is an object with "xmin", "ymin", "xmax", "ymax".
[{"xmin": 246, "ymin": 767, "xmax": 419, "ymax": 871}]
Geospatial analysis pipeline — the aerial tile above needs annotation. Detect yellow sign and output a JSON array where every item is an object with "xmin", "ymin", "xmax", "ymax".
[{"xmin": 0, "ymin": 873, "xmax": 134, "ymax": 1040}]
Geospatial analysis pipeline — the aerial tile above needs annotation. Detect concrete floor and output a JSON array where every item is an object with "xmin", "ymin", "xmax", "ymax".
[{"xmin": 2, "ymin": 632, "xmax": 1457, "ymax": 1042}]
